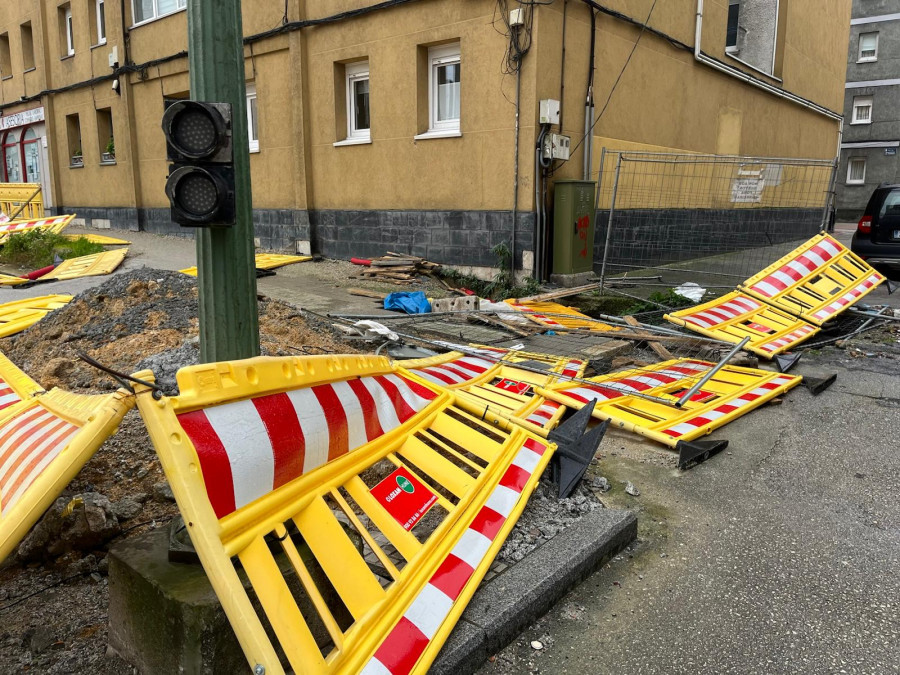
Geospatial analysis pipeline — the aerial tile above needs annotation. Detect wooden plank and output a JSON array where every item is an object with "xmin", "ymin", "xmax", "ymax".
[
  {"xmin": 348, "ymin": 288, "xmax": 387, "ymax": 299},
  {"xmin": 517, "ymin": 282, "xmax": 602, "ymax": 303},
  {"xmin": 623, "ymin": 315, "xmax": 674, "ymax": 359}
]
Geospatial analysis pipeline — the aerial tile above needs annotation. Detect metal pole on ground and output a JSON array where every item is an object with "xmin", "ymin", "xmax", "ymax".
[{"xmin": 187, "ymin": 0, "xmax": 260, "ymax": 362}]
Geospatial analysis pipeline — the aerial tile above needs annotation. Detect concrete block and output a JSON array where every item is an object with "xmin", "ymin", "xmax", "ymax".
[
  {"xmin": 92, "ymin": 218, "xmax": 111, "ymax": 229},
  {"xmin": 550, "ymin": 271, "xmax": 597, "ymax": 288}
]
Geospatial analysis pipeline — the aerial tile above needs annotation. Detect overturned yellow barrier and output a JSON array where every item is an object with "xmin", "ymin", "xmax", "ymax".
[
  {"xmin": 664, "ymin": 291, "xmax": 819, "ymax": 357},
  {"xmin": 0, "ymin": 350, "xmax": 43, "ymax": 412},
  {"xmin": 37, "ymin": 248, "xmax": 127, "ymax": 281},
  {"xmin": 0, "ymin": 273, "xmax": 28, "ymax": 287},
  {"xmin": 0, "ymin": 214, "xmax": 74, "ymax": 244},
  {"xmin": 739, "ymin": 233, "xmax": 884, "ymax": 325},
  {"xmin": 0, "ymin": 295, "xmax": 72, "ymax": 338},
  {"xmin": 538, "ymin": 358, "xmax": 801, "ymax": 451},
  {"xmin": 63, "ymin": 233, "xmax": 131, "ymax": 246},
  {"xmin": 134, "ymin": 354, "xmax": 554, "ymax": 674},
  {"xmin": 0, "ymin": 387, "xmax": 134, "ymax": 562},
  {"xmin": 179, "ymin": 253, "xmax": 312, "ymax": 276},
  {"xmin": 504, "ymin": 299, "xmax": 617, "ymax": 331}
]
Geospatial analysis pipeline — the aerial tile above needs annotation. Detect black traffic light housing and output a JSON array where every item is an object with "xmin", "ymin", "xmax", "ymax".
[{"xmin": 162, "ymin": 99, "xmax": 235, "ymax": 227}]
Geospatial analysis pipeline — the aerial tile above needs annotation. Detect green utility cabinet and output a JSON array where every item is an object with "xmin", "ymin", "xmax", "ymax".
[{"xmin": 552, "ymin": 180, "xmax": 597, "ymax": 275}]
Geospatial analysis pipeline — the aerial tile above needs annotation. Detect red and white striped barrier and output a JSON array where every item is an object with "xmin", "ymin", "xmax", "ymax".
[
  {"xmin": 661, "ymin": 376, "xmax": 796, "ymax": 438},
  {"xmin": 747, "ymin": 239, "xmax": 842, "ymax": 299},
  {"xmin": 758, "ymin": 325, "xmax": 816, "ymax": 354},
  {"xmin": 178, "ymin": 373, "xmax": 437, "ymax": 518},
  {"xmin": 559, "ymin": 359, "xmax": 583, "ymax": 378},
  {"xmin": 0, "ymin": 215, "xmax": 70, "ymax": 234},
  {"xmin": 679, "ymin": 295, "xmax": 761, "ymax": 329},
  {"xmin": 524, "ymin": 400, "xmax": 562, "ymax": 428},
  {"xmin": 0, "ymin": 407, "xmax": 79, "ymax": 514},
  {"xmin": 810, "ymin": 274, "xmax": 882, "ymax": 323},
  {"xmin": 360, "ymin": 438, "xmax": 548, "ymax": 675},
  {"xmin": 408, "ymin": 356, "xmax": 494, "ymax": 387},
  {"xmin": 0, "ymin": 377, "xmax": 23, "ymax": 411},
  {"xmin": 558, "ymin": 361, "xmax": 710, "ymax": 404}
]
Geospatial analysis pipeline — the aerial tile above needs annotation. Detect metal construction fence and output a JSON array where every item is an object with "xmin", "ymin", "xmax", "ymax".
[{"xmin": 594, "ymin": 151, "xmax": 836, "ymax": 302}]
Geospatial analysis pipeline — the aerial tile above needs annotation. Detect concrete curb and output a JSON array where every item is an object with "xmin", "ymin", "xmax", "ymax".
[{"xmin": 431, "ymin": 508, "xmax": 638, "ymax": 674}]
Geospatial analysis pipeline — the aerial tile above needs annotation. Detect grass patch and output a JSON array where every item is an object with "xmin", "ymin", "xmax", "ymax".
[{"xmin": 0, "ymin": 230, "xmax": 105, "ymax": 269}]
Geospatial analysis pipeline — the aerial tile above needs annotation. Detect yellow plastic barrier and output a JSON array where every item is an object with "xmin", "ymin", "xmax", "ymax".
[
  {"xmin": 0, "ymin": 387, "xmax": 134, "ymax": 562},
  {"xmin": 0, "ymin": 349, "xmax": 43, "ymax": 412},
  {"xmin": 62, "ymin": 233, "xmax": 131, "ymax": 246},
  {"xmin": 0, "ymin": 295, "xmax": 72, "ymax": 338},
  {"xmin": 504, "ymin": 299, "xmax": 617, "ymax": 331},
  {"xmin": 37, "ymin": 248, "xmax": 127, "ymax": 281},
  {"xmin": 739, "ymin": 233, "xmax": 885, "ymax": 325},
  {"xmin": 664, "ymin": 291, "xmax": 820, "ymax": 357},
  {"xmin": 0, "ymin": 214, "xmax": 74, "ymax": 244},
  {"xmin": 0, "ymin": 183, "xmax": 44, "ymax": 220},
  {"xmin": 133, "ymin": 354, "xmax": 554, "ymax": 675},
  {"xmin": 537, "ymin": 358, "xmax": 801, "ymax": 449},
  {"xmin": 0, "ymin": 273, "xmax": 27, "ymax": 287},
  {"xmin": 179, "ymin": 253, "xmax": 312, "ymax": 276}
]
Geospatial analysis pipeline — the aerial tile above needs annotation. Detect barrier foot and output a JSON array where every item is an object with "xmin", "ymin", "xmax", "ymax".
[
  {"xmin": 168, "ymin": 517, "xmax": 199, "ymax": 564},
  {"xmin": 549, "ymin": 402, "xmax": 609, "ymax": 499},
  {"xmin": 676, "ymin": 439, "xmax": 728, "ymax": 470},
  {"xmin": 774, "ymin": 352, "xmax": 801, "ymax": 373},
  {"xmin": 886, "ymin": 280, "xmax": 898, "ymax": 295},
  {"xmin": 802, "ymin": 373, "xmax": 836, "ymax": 396}
]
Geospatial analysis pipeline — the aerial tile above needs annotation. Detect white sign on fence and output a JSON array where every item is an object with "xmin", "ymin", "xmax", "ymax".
[
  {"xmin": 731, "ymin": 177, "xmax": 765, "ymax": 203},
  {"xmin": 0, "ymin": 107, "xmax": 45, "ymax": 131}
]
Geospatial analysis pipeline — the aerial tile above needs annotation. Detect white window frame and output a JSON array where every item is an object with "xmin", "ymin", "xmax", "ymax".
[
  {"xmin": 131, "ymin": 0, "xmax": 187, "ymax": 28},
  {"xmin": 345, "ymin": 60, "xmax": 371, "ymax": 142},
  {"xmin": 96, "ymin": 0, "xmax": 106, "ymax": 45},
  {"xmin": 851, "ymin": 95, "xmax": 873, "ymax": 125},
  {"xmin": 415, "ymin": 43, "xmax": 461, "ymax": 140},
  {"xmin": 246, "ymin": 83, "xmax": 259, "ymax": 153},
  {"xmin": 65, "ymin": 7, "xmax": 74, "ymax": 56},
  {"xmin": 846, "ymin": 158, "xmax": 866, "ymax": 185},
  {"xmin": 858, "ymin": 32, "xmax": 878, "ymax": 62}
]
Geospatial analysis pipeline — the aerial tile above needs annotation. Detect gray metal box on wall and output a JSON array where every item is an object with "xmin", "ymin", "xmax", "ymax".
[{"xmin": 552, "ymin": 180, "xmax": 596, "ymax": 275}]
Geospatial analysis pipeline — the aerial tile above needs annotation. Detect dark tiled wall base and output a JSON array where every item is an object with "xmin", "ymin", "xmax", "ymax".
[
  {"xmin": 310, "ymin": 210, "xmax": 535, "ymax": 269},
  {"xmin": 593, "ymin": 207, "xmax": 824, "ymax": 271},
  {"xmin": 52, "ymin": 207, "xmax": 535, "ymax": 269}
]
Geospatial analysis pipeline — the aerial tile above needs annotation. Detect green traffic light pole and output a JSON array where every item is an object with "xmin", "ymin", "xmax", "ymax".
[{"xmin": 186, "ymin": 0, "xmax": 260, "ymax": 362}]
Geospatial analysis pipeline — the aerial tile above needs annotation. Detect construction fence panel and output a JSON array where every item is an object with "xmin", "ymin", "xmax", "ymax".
[
  {"xmin": 595, "ymin": 151, "xmax": 836, "ymax": 298},
  {"xmin": 0, "ymin": 183, "xmax": 44, "ymax": 220}
]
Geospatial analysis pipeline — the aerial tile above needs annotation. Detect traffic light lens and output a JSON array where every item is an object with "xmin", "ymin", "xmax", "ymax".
[
  {"xmin": 172, "ymin": 108, "xmax": 218, "ymax": 156},
  {"xmin": 175, "ymin": 171, "xmax": 219, "ymax": 216}
]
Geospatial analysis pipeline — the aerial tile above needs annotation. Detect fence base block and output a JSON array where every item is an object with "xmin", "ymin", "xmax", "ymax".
[{"xmin": 676, "ymin": 438, "xmax": 729, "ymax": 469}]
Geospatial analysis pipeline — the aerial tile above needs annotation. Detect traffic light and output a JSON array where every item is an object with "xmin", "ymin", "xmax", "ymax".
[{"xmin": 162, "ymin": 99, "xmax": 235, "ymax": 227}]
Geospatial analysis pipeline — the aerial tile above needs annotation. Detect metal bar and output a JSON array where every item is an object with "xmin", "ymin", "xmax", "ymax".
[
  {"xmin": 846, "ymin": 307, "xmax": 900, "ymax": 323},
  {"xmin": 674, "ymin": 336, "xmax": 750, "ymax": 408},
  {"xmin": 599, "ymin": 153, "xmax": 622, "ymax": 292},
  {"xmin": 8, "ymin": 186, "xmax": 42, "ymax": 220},
  {"xmin": 820, "ymin": 158, "xmax": 838, "ymax": 232}
]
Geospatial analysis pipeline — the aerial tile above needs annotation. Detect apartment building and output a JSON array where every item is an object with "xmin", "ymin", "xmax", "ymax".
[
  {"xmin": 835, "ymin": 0, "xmax": 900, "ymax": 220},
  {"xmin": 0, "ymin": 0, "xmax": 849, "ymax": 273}
]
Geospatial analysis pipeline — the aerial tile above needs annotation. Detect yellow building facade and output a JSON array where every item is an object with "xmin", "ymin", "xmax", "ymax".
[{"xmin": 0, "ymin": 0, "xmax": 850, "ymax": 272}]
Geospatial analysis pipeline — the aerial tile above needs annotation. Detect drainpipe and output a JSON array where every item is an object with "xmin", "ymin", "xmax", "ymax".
[
  {"xmin": 693, "ymin": 0, "xmax": 843, "ymax": 159},
  {"xmin": 583, "ymin": 8, "xmax": 596, "ymax": 180}
]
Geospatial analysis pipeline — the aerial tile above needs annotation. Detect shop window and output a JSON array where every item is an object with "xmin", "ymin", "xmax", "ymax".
[
  {"xmin": 66, "ymin": 113, "xmax": 83, "ymax": 167},
  {"xmin": 97, "ymin": 108, "xmax": 115, "ymax": 163},
  {"xmin": 21, "ymin": 22, "xmax": 35, "ymax": 71},
  {"xmin": 858, "ymin": 32, "xmax": 878, "ymax": 63},
  {"xmin": 852, "ymin": 96, "xmax": 873, "ymax": 125},
  {"xmin": 1, "ymin": 126, "xmax": 42, "ymax": 183},
  {"xmin": 415, "ymin": 42, "xmax": 461, "ymax": 139},
  {"xmin": 847, "ymin": 158, "xmax": 866, "ymax": 185},
  {"xmin": 0, "ymin": 33, "xmax": 11, "ymax": 78},
  {"xmin": 60, "ymin": 4, "xmax": 74, "ymax": 57},
  {"xmin": 93, "ymin": 0, "xmax": 107, "ymax": 45},
  {"xmin": 246, "ymin": 84, "xmax": 259, "ymax": 153},
  {"xmin": 133, "ymin": 0, "xmax": 186, "ymax": 26}
]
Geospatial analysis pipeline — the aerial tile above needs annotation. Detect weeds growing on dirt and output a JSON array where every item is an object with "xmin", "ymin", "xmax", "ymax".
[
  {"xmin": 439, "ymin": 243, "xmax": 542, "ymax": 300},
  {"xmin": 0, "ymin": 230, "xmax": 105, "ymax": 268}
]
